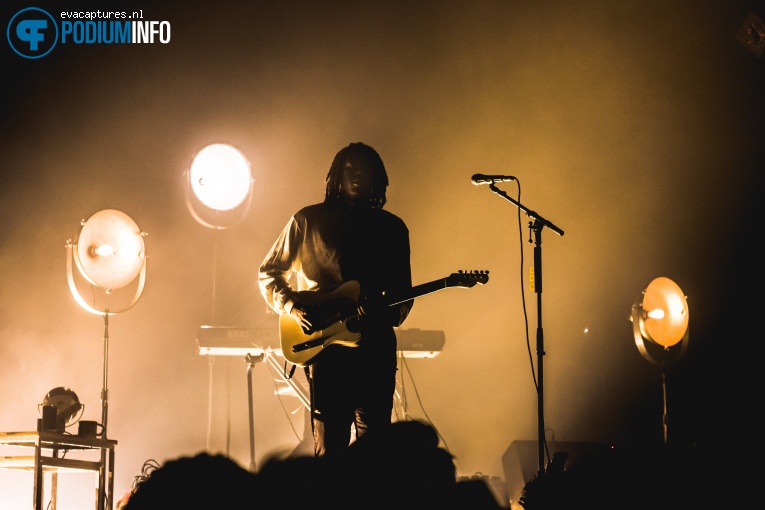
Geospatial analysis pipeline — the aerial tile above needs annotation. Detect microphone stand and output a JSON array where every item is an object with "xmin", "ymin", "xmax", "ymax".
[{"xmin": 486, "ymin": 183, "xmax": 564, "ymax": 476}]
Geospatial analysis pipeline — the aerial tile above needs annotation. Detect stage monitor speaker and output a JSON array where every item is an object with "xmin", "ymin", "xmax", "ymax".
[{"xmin": 501, "ymin": 440, "xmax": 607, "ymax": 508}]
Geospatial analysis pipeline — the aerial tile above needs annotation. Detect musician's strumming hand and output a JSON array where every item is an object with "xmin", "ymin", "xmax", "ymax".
[{"xmin": 288, "ymin": 301, "xmax": 322, "ymax": 334}]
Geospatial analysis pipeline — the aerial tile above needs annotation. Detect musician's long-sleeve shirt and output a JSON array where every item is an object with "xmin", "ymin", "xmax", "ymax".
[{"xmin": 258, "ymin": 202, "xmax": 413, "ymax": 334}]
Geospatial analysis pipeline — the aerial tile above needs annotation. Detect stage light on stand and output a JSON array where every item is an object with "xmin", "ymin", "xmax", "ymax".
[
  {"xmin": 630, "ymin": 276, "xmax": 689, "ymax": 444},
  {"xmin": 184, "ymin": 143, "xmax": 264, "ymax": 466},
  {"xmin": 66, "ymin": 209, "xmax": 147, "ymax": 439},
  {"xmin": 184, "ymin": 143, "xmax": 253, "ymax": 326}
]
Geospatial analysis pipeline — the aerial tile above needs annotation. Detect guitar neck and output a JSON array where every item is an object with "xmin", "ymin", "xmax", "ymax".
[{"xmin": 386, "ymin": 278, "xmax": 449, "ymax": 306}]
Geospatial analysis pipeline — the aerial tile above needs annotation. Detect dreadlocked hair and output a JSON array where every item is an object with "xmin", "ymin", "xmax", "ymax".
[{"xmin": 324, "ymin": 142, "xmax": 388, "ymax": 209}]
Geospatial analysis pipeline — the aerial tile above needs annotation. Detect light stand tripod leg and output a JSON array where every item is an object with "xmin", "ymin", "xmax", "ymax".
[
  {"xmin": 99, "ymin": 313, "xmax": 110, "ymax": 510},
  {"xmin": 101, "ymin": 313, "xmax": 110, "ymax": 438},
  {"xmin": 247, "ymin": 362, "xmax": 255, "ymax": 471}
]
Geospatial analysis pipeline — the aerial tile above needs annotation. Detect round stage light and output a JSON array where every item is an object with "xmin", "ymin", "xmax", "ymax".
[
  {"xmin": 40, "ymin": 387, "xmax": 84, "ymax": 430},
  {"xmin": 636, "ymin": 276, "xmax": 689, "ymax": 348},
  {"xmin": 189, "ymin": 143, "xmax": 252, "ymax": 211},
  {"xmin": 75, "ymin": 209, "xmax": 146, "ymax": 291}
]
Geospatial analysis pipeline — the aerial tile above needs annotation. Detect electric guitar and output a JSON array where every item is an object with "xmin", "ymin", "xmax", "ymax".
[{"xmin": 278, "ymin": 270, "xmax": 489, "ymax": 366}]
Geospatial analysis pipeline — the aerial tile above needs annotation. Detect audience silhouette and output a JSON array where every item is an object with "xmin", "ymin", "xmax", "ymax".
[
  {"xmin": 123, "ymin": 420, "xmax": 505, "ymax": 509},
  {"xmin": 121, "ymin": 452, "xmax": 258, "ymax": 509},
  {"xmin": 518, "ymin": 442, "xmax": 734, "ymax": 510}
]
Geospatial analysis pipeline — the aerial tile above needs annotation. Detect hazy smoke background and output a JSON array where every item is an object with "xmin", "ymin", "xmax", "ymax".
[{"xmin": 1, "ymin": 1, "xmax": 761, "ymax": 507}]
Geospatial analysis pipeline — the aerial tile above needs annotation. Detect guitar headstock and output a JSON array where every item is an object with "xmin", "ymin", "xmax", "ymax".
[{"xmin": 446, "ymin": 270, "xmax": 490, "ymax": 288}]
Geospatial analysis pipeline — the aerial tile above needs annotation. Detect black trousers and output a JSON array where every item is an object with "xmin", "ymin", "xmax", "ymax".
[{"xmin": 307, "ymin": 331, "xmax": 397, "ymax": 457}]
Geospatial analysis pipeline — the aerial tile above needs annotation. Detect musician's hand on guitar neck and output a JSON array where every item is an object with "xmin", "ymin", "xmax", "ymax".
[
  {"xmin": 352, "ymin": 296, "xmax": 394, "ymax": 329},
  {"xmin": 342, "ymin": 302, "xmax": 369, "ymax": 333}
]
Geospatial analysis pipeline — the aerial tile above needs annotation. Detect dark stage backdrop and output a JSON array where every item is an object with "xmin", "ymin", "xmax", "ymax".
[{"xmin": 1, "ymin": 1, "xmax": 762, "ymax": 508}]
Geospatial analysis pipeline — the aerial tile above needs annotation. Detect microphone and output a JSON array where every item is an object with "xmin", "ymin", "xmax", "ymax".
[{"xmin": 471, "ymin": 174, "xmax": 516, "ymax": 185}]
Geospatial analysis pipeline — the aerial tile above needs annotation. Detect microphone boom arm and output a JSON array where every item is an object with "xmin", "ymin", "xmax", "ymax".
[{"xmin": 488, "ymin": 183, "xmax": 564, "ymax": 237}]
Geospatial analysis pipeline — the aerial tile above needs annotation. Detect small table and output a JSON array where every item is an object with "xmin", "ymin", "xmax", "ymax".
[{"xmin": 0, "ymin": 431, "xmax": 117, "ymax": 510}]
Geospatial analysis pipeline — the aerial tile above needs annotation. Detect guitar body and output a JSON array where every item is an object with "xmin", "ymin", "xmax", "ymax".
[
  {"xmin": 278, "ymin": 271, "xmax": 489, "ymax": 366},
  {"xmin": 279, "ymin": 281, "xmax": 363, "ymax": 366}
]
